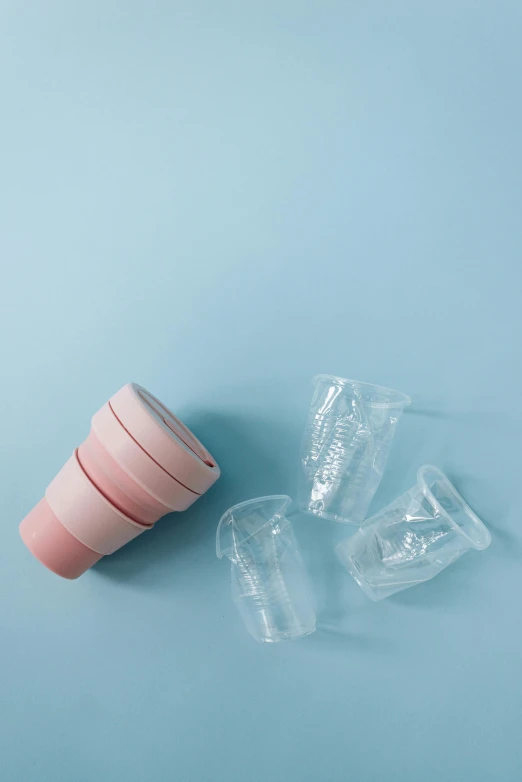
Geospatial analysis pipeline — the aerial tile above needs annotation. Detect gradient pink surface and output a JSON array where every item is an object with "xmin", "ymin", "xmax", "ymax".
[
  {"xmin": 19, "ymin": 498, "xmax": 102, "ymax": 579},
  {"xmin": 19, "ymin": 383, "xmax": 220, "ymax": 579},
  {"xmin": 90, "ymin": 401, "xmax": 200, "ymax": 512},
  {"xmin": 79, "ymin": 431, "xmax": 170, "ymax": 524},
  {"xmin": 110, "ymin": 383, "xmax": 220, "ymax": 494},
  {"xmin": 46, "ymin": 450, "xmax": 151, "ymax": 555}
]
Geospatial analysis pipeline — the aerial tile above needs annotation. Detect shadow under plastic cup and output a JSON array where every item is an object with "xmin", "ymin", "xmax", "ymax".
[
  {"xmin": 336, "ymin": 465, "xmax": 491, "ymax": 600},
  {"xmin": 217, "ymin": 495, "xmax": 316, "ymax": 643},
  {"xmin": 299, "ymin": 375, "xmax": 411, "ymax": 525}
]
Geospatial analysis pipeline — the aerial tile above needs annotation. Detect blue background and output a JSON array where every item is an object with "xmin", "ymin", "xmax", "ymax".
[{"xmin": 1, "ymin": 2, "xmax": 521, "ymax": 780}]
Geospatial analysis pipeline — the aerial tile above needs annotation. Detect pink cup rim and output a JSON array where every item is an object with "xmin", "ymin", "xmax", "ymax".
[{"xmin": 109, "ymin": 383, "xmax": 220, "ymax": 494}]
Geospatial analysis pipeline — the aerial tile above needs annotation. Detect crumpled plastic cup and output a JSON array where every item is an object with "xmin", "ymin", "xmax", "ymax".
[
  {"xmin": 217, "ymin": 495, "xmax": 316, "ymax": 643},
  {"xmin": 299, "ymin": 375, "xmax": 411, "ymax": 524},
  {"xmin": 336, "ymin": 465, "xmax": 491, "ymax": 600}
]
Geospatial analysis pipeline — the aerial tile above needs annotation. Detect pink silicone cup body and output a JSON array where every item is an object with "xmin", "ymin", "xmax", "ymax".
[
  {"xmin": 90, "ymin": 402, "xmax": 200, "ymax": 513},
  {"xmin": 110, "ymin": 383, "xmax": 220, "ymax": 495},
  {"xmin": 46, "ymin": 450, "xmax": 151, "ymax": 555},
  {"xmin": 78, "ymin": 432, "xmax": 165, "ymax": 525},
  {"xmin": 19, "ymin": 382, "xmax": 221, "ymax": 579},
  {"xmin": 19, "ymin": 498, "xmax": 102, "ymax": 579}
]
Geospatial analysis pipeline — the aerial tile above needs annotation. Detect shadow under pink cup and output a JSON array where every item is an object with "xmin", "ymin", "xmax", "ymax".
[{"xmin": 19, "ymin": 383, "xmax": 220, "ymax": 579}]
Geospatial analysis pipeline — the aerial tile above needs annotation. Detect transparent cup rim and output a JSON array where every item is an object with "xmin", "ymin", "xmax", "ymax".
[
  {"xmin": 216, "ymin": 495, "xmax": 291, "ymax": 559},
  {"xmin": 312, "ymin": 375, "xmax": 411, "ymax": 409},
  {"xmin": 418, "ymin": 465, "xmax": 491, "ymax": 551}
]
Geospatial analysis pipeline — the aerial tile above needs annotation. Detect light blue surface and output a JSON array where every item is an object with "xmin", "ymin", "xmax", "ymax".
[{"xmin": 1, "ymin": 3, "xmax": 521, "ymax": 780}]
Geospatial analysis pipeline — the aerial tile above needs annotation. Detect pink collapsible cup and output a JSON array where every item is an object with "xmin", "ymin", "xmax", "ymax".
[{"xmin": 19, "ymin": 383, "xmax": 220, "ymax": 579}]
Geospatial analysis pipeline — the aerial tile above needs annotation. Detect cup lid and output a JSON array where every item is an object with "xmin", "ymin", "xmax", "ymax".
[{"xmin": 109, "ymin": 383, "xmax": 220, "ymax": 495}]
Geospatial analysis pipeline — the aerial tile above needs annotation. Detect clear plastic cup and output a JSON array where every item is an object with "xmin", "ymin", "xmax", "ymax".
[
  {"xmin": 336, "ymin": 465, "xmax": 491, "ymax": 600},
  {"xmin": 216, "ymin": 496, "xmax": 316, "ymax": 643},
  {"xmin": 299, "ymin": 375, "xmax": 411, "ymax": 525}
]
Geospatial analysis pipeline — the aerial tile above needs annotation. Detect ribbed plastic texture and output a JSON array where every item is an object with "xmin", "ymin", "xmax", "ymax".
[
  {"xmin": 299, "ymin": 375, "xmax": 410, "ymax": 524},
  {"xmin": 217, "ymin": 496, "xmax": 316, "ymax": 643}
]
